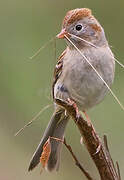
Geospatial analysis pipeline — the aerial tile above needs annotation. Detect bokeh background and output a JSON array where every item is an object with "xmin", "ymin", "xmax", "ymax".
[{"xmin": 0, "ymin": 0, "xmax": 124, "ymax": 179}]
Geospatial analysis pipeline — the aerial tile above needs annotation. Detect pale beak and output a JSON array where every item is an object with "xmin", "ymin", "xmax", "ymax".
[{"xmin": 57, "ymin": 28, "xmax": 68, "ymax": 39}]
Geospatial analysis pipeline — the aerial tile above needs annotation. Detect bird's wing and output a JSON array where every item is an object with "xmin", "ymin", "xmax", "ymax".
[{"xmin": 52, "ymin": 49, "xmax": 67, "ymax": 99}]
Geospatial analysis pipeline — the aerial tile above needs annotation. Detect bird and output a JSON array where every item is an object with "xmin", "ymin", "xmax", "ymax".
[{"xmin": 28, "ymin": 8, "xmax": 115, "ymax": 172}]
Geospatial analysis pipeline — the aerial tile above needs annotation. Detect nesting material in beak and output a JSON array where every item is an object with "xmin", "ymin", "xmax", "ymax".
[{"xmin": 57, "ymin": 28, "xmax": 69, "ymax": 39}]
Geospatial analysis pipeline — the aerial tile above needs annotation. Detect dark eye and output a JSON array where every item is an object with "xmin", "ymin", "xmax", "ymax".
[{"xmin": 75, "ymin": 24, "xmax": 82, "ymax": 31}]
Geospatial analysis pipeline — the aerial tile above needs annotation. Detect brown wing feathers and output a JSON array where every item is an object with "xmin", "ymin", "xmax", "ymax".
[{"xmin": 52, "ymin": 49, "xmax": 66, "ymax": 99}]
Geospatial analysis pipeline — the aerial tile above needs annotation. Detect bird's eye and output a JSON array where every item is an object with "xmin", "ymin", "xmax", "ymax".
[{"xmin": 75, "ymin": 24, "xmax": 83, "ymax": 31}]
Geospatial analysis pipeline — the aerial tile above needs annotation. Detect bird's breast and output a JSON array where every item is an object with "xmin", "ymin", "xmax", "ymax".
[{"xmin": 55, "ymin": 47, "xmax": 115, "ymax": 110}]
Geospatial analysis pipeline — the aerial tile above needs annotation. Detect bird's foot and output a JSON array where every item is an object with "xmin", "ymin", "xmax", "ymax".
[{"xmin": 67, "ymin": 98, "xmax": 80, "ymax": 120}]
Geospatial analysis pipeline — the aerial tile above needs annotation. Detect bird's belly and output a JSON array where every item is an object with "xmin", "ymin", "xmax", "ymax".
[
  {"xmin": 67, "ymin": 74, "xmax": 107, "ymax": 110},
  {"xmin": 54, "ymin": 48, "xmax": 115, "ymax": 111},
  {"xmin": 62, "ymin": 61, "xmax": 114, "ymax": 110}
]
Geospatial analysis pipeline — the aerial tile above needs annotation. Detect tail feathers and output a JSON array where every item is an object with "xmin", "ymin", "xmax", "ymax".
[
  {"xmin": 28, "ymin": 108, "xmax": 69, "ymax": 172},
  {"xmin": 46, "ymin": 114, "xmax": 69, "ymax": 171}
]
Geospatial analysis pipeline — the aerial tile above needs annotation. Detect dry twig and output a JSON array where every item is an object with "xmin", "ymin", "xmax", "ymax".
[
  {"xmin": 55, "ymin": 98, "xmax": 121, "ymax": 180},
  {"xmin": 50, "ymin": 136, "xmax": 94, "ymax": 180}
]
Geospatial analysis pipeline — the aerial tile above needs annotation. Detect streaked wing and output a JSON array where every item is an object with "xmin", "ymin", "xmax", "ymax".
[{"xmin": 52, "ymin": 49, "xmax": 67, "ymax": 99}]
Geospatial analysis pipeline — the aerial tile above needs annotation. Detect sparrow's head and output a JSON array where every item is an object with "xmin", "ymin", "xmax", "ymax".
[{"xmin": 57, "ymin": 8, "xmax": 107, "ymax": 48}]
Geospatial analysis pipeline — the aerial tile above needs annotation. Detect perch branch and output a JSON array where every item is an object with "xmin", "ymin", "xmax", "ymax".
[
  {"xmin": 116, "ymin": 162, "xmax": 121, "ymax": 180},
  {"xmin": 55, "ymin": 98, "xmax": 121, "ymax": 180}
]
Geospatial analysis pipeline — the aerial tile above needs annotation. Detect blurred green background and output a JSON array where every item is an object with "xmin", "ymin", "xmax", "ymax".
[{"xmin": 0, "ymin": 0, "xmax": 124, "ymax": 179}]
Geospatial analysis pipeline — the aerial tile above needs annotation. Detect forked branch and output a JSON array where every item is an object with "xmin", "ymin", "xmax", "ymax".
[
  {"xmin": 55, "ymin": 98, "xmax": 121, "ymax": 180},
  {"xmin": 50, "ymin": 137, "xmax": 94, "ymax": 180}
]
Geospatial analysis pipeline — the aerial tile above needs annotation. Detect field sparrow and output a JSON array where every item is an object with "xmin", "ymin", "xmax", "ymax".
[{"xmin": 28, "ymin": 8, "xmax": 115, "ymax": 172}]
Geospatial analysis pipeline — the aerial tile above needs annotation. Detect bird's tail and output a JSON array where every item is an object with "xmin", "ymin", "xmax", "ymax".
[{"xmin": 28, "ymin": 108, "xmax": 69, "ymax": 171}]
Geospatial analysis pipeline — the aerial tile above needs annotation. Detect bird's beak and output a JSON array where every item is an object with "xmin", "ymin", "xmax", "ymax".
[{"xmin": 57, "ymin": 28, "xmax": 68, "ymax": 39}]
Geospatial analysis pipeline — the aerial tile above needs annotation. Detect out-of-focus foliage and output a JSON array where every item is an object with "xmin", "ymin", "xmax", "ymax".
[{"xmin": 0, "ymin": 0, "xmax": 124, "ymax": 179}]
